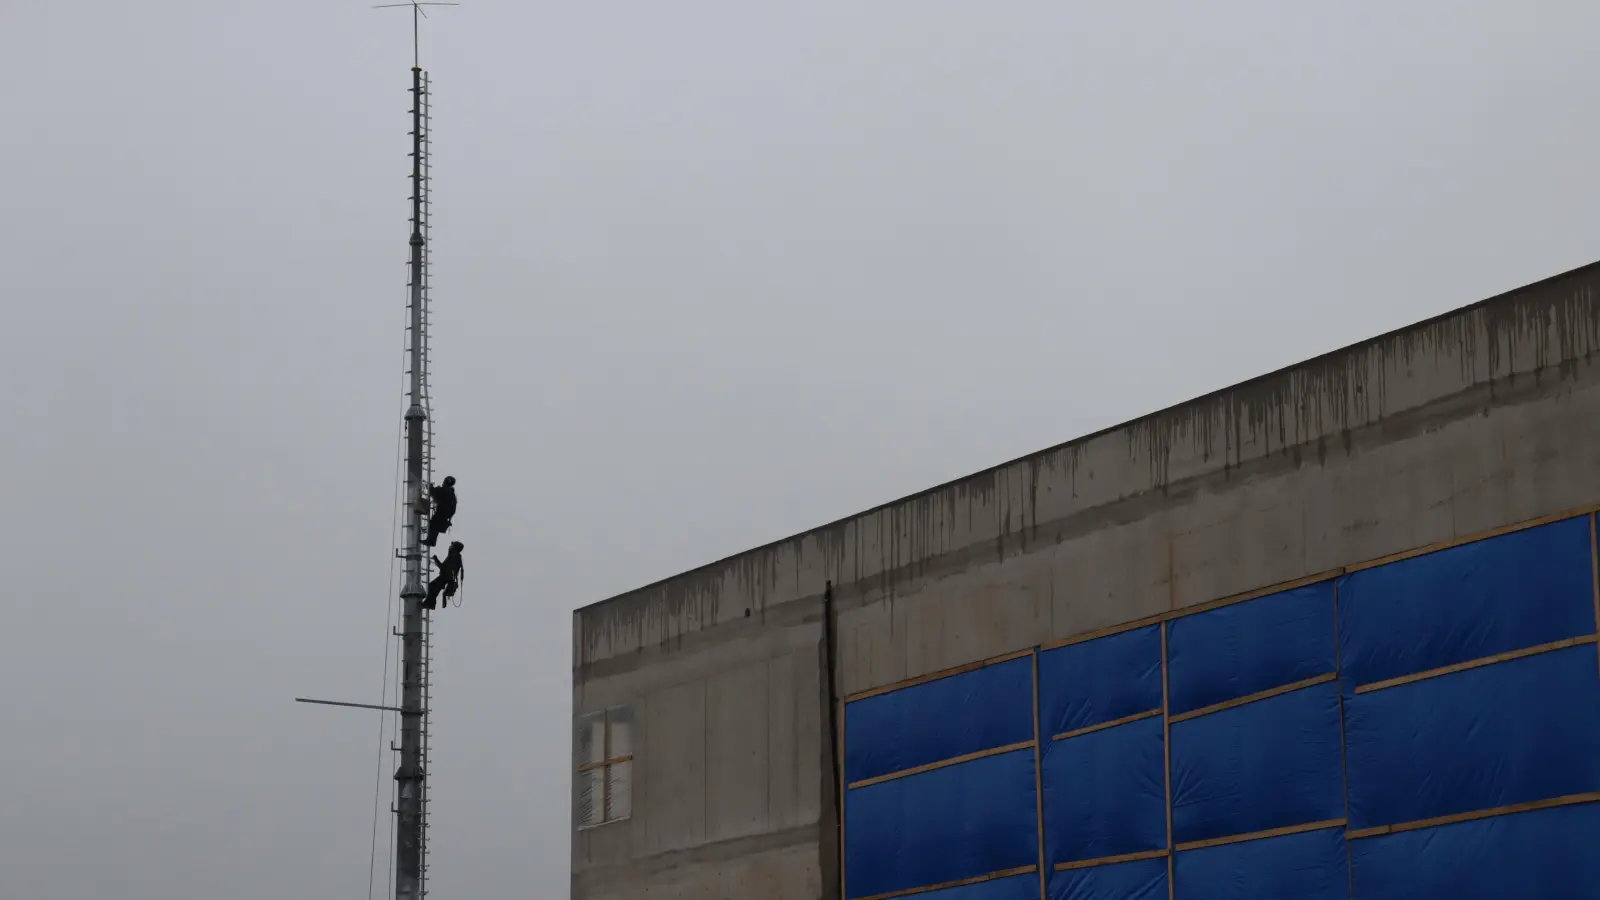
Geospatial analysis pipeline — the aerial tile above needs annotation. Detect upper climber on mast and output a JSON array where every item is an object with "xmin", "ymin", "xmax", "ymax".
[{"xmin": 425, "ymin": 475, "xmax": 457, "ymax": 547}]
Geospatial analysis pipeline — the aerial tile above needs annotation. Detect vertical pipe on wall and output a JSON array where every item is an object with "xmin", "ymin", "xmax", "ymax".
[{"xmin": 825, "ymin": 581, "xmax": 846, "ymax": 900}]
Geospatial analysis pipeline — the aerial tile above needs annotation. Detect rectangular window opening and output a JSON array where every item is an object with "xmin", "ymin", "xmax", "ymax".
[{"xmin": 575, "ymin": 705, "xmax": 634, "ymax": 828}]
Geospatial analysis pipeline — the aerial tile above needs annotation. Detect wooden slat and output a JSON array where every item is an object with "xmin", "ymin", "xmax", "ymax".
[
  {"xmin": 1160, "ymin": 620, "xmax": 1176, "ymax": 900},
  {"xmin": 1346, "ymin": 792, "xmax": 1600, "ymax": 840},
  {"xmin": 575, "ymin": 754, "xmax": 631, "ymax": 773},
  {"xmin": 1332, "ymin": 580, "xmax": 1355, "ymax": 900},
  {"xmin": 1052, "ymin": 708, "xmax": 1161, "ymax": 742},
  {"xmin": 1591, "ymin": 515, "xmax": 1599, "ymax": 683},
  {"xmin": 838, "ymin": 702, "xmax": 848, "ymax": 900},
  {"xmin": 1172, "ymin": 569, "xmax": 1346, "ymax": 621},
  {"xmin": 1175, "ymin": 818, "xmax": 1345, "ymax": 853},
  {"xmin": 1343, "ymin": 504, "xmax": 1600, "ymax": 574},
  {"xmin": 1031, "ymin": 652, "xmax": 1047, "ymax": 900},
  {"xmin": 847, "ymin": 740, "xmax": 1036, "ymax": 790},
  {"xmin": 1352, "ymin": 635, "xmax": 1599, "ymax": 695},
  {"xmin": 856, "ymin": 865, "xmax": 1039, "ymax": 900},
  {"xmin": 1054, "ymin": 848, "xmax": 1169, "ymax": 872},
  {"xmin": 847, "ymin": 648, "xmax": 1035, "ymax": 704},
  {"xmin": 1041, "ymin": 613, "xmax": 1165, "ymax": 652},
  {"xmin": 1168, "ymin": 673, "xmax": 1335, "ymax": 724}
]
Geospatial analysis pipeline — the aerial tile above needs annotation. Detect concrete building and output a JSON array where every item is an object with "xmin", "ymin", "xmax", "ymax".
[{"xmin": 571, "ymin": 259, "xmax": 1600, "ymax": 900}]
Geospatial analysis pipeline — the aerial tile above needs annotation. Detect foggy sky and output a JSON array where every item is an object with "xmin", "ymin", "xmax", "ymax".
[{"xmin": 5, "ymin": 2, "xmax": 1600, "ymax": 898}]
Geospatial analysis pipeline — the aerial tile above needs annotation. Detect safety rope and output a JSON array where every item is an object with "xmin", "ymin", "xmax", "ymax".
[
  {"xmin": 367, "ymin": 417, "xmax": 403, "ymax": 900},
  {"xmin": 367, "ymin": 279, "xmax": 412, "ymax": 900},
  {"xmin": 449, "ymin": 564, "xmax": 465, "ymax": 608}
]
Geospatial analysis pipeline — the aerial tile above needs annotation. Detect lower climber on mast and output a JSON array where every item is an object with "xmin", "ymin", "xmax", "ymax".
[
  {"xmin": 426, "ymin": 540, "xmax": 464, "ymax": 611},
  {"xmin": 425, "ymin": 475, "xmax": 457, "ymax": 547}
]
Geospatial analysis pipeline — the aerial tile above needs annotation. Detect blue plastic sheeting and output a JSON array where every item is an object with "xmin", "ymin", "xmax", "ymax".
[
  {"xmin": 1343, "ymin": 644, "xmax": 1600, "ymax": 830},
  {"xmin": 845, "ymin": 747, "xmax": 1039, "ymax": 900},
  {"xmin": 919, "ymin": 873, "xmax": 1041, "ymax": 900},
  {"xmin": 1350, "ymin": 800, "xmax": 1600, "ymax": 900},
  {"xmin": 845, "ymin": 655, "xmax": 1034, "ymax": 784},
  {"xmin": 1042, "ymin": 714, "xmax": 1167, "ymax": 864},
  {"xmin": 1173, "ymin": 826, "xmax": 1346, "ymax": 900},
  {"xmin": 1166, "ymin": 581, "xmax": 1336, "ymax": 716},
  {"xmin": 1170, "ymin": 680, "xmax": 1343, "ymax": 845},
  {"xmin": 1049, "ymin": 857, "xmax": 1167, "ymax": 900},
  {"xmin": 1338, "ymin": 515, "xmax": 1594, "ymax": 690},
  {"xmin": 1039, "ymin": 625, "xmax": 1162, "ymax": 738}
]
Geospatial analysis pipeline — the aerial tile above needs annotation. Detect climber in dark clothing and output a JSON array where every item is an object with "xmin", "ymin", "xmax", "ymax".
[
  {"xmin": 425, "ymin": 475, "xmax": 457, "ymax": 547},
  {"xmin": 425, "ymin": 541, "xmax": 464, "ymax": 611}
]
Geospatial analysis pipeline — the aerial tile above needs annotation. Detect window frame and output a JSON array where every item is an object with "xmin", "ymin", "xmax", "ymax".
[{"xmin": 575, "ymin": 705, "xmax": 633, "ymax": 829}]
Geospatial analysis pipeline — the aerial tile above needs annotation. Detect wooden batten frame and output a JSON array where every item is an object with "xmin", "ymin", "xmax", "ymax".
[
  {"xmin": 1054, "ymin": 848, "xmax": 1169, "ymax": 872},
  {"xmin": 1053, "ymin": 708, "xmax": 1161, "ymax": 742},
  {"xmin": 575, "ymin": 753, "xmax": 632, "ymax": 774},
  {"xmin": 1041, "ymin": 612, "xmax": 1167, "ymax": 653},
  {"xmin": 1166, "ymin": 569, "xmax": 1346, "ymax": 624},
  {"xmin": 1161, "ymin": 620, "xmax": 1176, "ymax": 900},
  {"xmin": 838, "ymin": 702, "xmax": 847, "ymax": 900},
  {"xmin": 1174, "ymin": 818, "xmax": 1346, "ymax": 853},
  {"xmin": 1031, "ymin": 652, "xmax": 1048, "ymax": 900},
  {"xmin": 846, "ymin": 648, "xmax": 1034, "ymax": 704},
  {"xmin": 1352, "ymin": 635, "xmax": 1599, "ymax": 695},
  {"xmin": 1346, "ymin": 792, "xmax": 1600, "ymax": 840},
  {"xmin": 1168, "ymin": 674, "xmax": 1336, "ymax": 724},
  {"xmin": 1333, "ymin": 580, "xmax": 1355, "ymax": 900},
  {"xmin": 846, "ymin": 740, "xmax": 1036, "ymax": 790},
  {"xmin": 855, "ymin": 866, "xmax": 1039, "ymax": 900}
]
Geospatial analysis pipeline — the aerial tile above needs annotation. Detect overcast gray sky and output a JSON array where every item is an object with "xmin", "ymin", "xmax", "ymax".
[{"xmin": 5, "ymin": 2, "xmax": 1600, "ymax": 898}]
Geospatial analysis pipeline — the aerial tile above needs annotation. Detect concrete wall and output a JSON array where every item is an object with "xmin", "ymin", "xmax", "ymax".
[
  {"xmin": 570, "ymin": 602, "xmax": 832, "ymax": 900},
  {"xmin": 571, "ymin": 260, "xmax": 1600, "ymax": 899}
]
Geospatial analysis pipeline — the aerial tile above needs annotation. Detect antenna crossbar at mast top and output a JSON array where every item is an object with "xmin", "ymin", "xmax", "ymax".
[{"xmin": 372, "ymin": 1, "xmax": 461, "ymax": 68}]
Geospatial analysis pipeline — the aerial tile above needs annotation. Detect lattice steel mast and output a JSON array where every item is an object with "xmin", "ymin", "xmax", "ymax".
[
  {"xmin": 293, "ymin": 5, "xmax": 455, "ymax": 899},
  {"xmin": 380, "ymin": 4, "xmax": 456, "ymax": 898},
  {"xmin": 393, "ymin": 55, "xmax": 430, "ymax": 900}
]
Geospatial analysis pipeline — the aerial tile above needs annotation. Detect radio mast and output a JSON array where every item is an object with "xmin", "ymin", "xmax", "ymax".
[
  {"xmin": 295, "ymin": 5, "xmax": 458, "ymax": 896},
  {"xmin": 379, "ymin": 4, "xmax": 456, "ymax": 898}
]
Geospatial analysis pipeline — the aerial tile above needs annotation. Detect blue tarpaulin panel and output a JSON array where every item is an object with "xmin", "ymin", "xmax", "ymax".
[
  {"xmin": 846, "ymin": 655, "xmax": 1035, "ymax": 784},
  {"xmin": 1040, "ymin": 625, "xmax": 1162, "ymax": 737},
  {"xmin": 919, "ymin": 872, "xmax": 1041, "ymax": 900},
  {"xmin": 1338, "ymin": 516, "xmax": 1594, "ymax": 690},
  {"xmin": 1350, "ymin": 800, "xmax": 1600, "ymax": 900},
  {"xmin": 1042, "ymin": 715, "xmax": 1167, "ymax": 865},
  {"xmin": 845, "ymin": 747, "xmax": 1039, "ymax": 900},
  {"xmin": 1049, "ymin": 857, "xmax": 1168, "ymax": 900},
  {"xmin": 1170, "ymin": 680, "xmax": 1344, "ymax": 845},
  {"xmin": 841, "ymin": 512, "xmax": 1600, "ymax": 900},
  {"xmin": 1173, "ymin": 826, "xmax": 1347, "ymax": 900},
  {"xmin": 1343, "ymin": 644, "xmax": 1600, "ymax": 830},
  {"xmin": 1167, "ymin": 581, "xmax": 1336, "ymax": 716}
]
